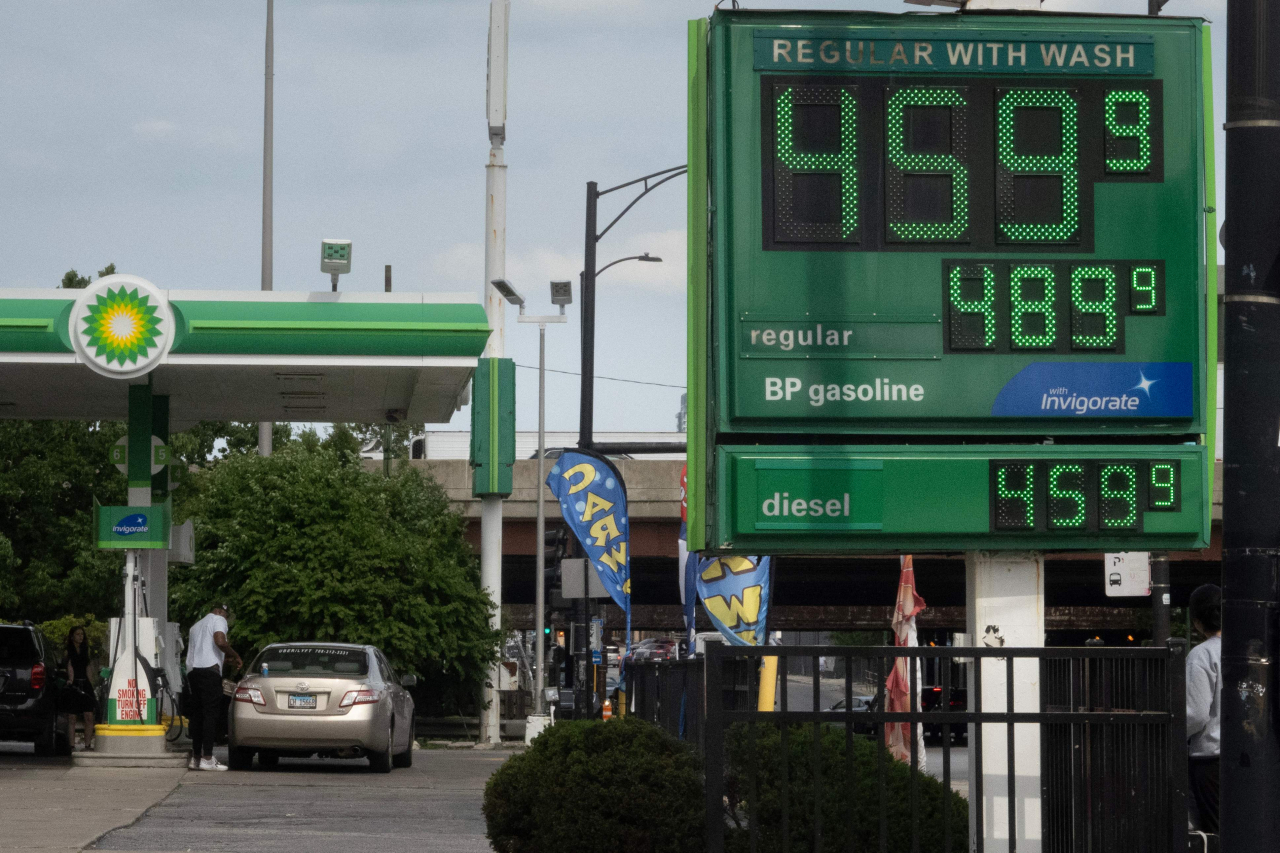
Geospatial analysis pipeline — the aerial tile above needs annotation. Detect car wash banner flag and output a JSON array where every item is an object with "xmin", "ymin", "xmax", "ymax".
[
  {"xmin": 546, "ymin": 448, "xmax": 631, "ymax": 618},
  {"xmin": 678, "ymin": 465, "xmax": 697, "ymax": 647},
  {"xmin": 696, "ymin": 555, "xmax": 771, "ymax": 647}
]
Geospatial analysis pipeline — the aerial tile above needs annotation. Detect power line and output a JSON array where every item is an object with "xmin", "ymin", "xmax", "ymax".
[{"xmin": 513, "ymin": 362, "xmax": 686, "ymax": 390}]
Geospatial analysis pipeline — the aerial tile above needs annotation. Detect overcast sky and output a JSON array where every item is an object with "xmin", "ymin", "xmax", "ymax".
[{"xmin": 0, "ymin": 0, "xmax": 1226, "ymax": 434}]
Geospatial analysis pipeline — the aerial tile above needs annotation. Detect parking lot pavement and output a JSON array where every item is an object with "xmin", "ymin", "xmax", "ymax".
[
  {"xmin": 90, "ymin": 746, "xmax": 510, "ymax": 853},
  {"xmin": 0, "ymin": 741, "xmax": 186, "ymax": 853}
]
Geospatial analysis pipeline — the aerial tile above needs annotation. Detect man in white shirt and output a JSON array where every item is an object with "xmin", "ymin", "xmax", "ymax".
[
  {"xmin": 1186, "ymin": 584, "xmax": 1221, "ymax": 832},
  {"xmin": 185, "ymin": 604, "xmax": 243, "ymax": 771}
]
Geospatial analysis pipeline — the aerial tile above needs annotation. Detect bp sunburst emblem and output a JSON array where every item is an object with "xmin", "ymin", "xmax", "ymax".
[{"xmin": 70, "ymin": 275, "xmax": 175, "ymax": 379}]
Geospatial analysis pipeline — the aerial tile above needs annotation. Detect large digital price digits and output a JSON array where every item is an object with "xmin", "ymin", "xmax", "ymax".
[
  {"xmin": 995, "ymin": 88, "xmax": 1080, "ymax": 243},
  {"xmin": 945, "ymin": 260, "xmax": 1163, "ymax": 354},
  {"xmin": 763, "ymin": 77, "xmax": 1163, "ymax": 252},
  {"xmin": 990, "ymin": 459, "xmax": 1181, "ymax": 533}
]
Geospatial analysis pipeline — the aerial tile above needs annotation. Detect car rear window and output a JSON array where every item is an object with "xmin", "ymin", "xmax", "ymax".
[
  {"xmin": 0, "ymin": 628, "xmax": 39, "ymax": 664},
  {"xmin": 254, "ymin": 646, "xmax": 369, "ymax": 676}
]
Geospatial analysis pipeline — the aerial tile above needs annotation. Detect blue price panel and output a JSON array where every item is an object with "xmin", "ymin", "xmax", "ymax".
[{"xmin": 990, "ymin": 459, "xmax": 1180, "ymax": 533}]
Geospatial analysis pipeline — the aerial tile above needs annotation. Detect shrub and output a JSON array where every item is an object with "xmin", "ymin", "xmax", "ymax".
[
  {"xmin": 484, "ymin": 717, "xmax": 704, "ymax": 853},
  {"xmin": 724, "ymin": 724, "xmax": 969, "ymax": 853}
]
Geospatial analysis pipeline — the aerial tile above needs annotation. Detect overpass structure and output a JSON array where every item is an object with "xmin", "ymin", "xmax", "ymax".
[{"xmin": 388, "ymin": 451, "xmax": 1224, "ymax": 640}]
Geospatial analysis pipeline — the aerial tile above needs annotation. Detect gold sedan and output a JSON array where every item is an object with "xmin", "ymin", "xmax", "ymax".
[{"xmin": 228, "ymin": 642, "xmax": 416, "ymax": 772}]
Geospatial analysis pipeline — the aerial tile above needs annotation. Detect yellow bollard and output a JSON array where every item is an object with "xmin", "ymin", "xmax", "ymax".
[{"xmin": 757, "ymin": 654, "xmax": 778, "ymax": 712}]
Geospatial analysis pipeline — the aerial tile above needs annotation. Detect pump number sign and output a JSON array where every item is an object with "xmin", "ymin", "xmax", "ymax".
[{"xmin": 686, "ymin": 11, "xmax": 1213, "ymax": 553}]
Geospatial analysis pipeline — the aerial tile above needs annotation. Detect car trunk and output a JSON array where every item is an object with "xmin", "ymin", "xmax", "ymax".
[
  {"xmin": 245, "ymin": 675, "xmax": 370, "ymax": 716},
  {"xmin": 0, "ymin": 628, "xmax": 40, "ymax": 706}
]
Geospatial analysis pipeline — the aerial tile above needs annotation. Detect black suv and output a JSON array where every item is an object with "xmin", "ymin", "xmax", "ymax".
[{"xmin": 0, "ymin": 623, "xmax": 71, "ymax": 755}]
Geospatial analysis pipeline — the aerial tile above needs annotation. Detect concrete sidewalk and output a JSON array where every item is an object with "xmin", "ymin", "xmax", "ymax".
[{"xmin": 0, "ymin": 742, "xmax": 186, "ymax": 853}]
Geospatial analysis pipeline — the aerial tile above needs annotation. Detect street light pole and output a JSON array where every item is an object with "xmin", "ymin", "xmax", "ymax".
[
  {"xmin": 513, "ymin": 284, "xmax": 570, "ymax": 719},
  {"xmin": 579, "ymin": 183, "xmax": 598, "ymax": 450},
  {"xmin": 534, "ymin": 322, "xmax": 546, "ymax": 714},
  {"xmin": 259, "ymin": 0, "xmax": 274, "ymax": 458},
  {"xmin": 577, "ymin": 166, "xmax": 686, "ymax": 451},
  {"xmin": 480, "ymin": 0, "xmax": 510, "ymax": 747}
]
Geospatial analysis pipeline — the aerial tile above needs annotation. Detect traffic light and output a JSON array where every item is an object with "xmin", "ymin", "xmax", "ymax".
[{"xmin": 543, "ymin": 526, "xmax": 570, "ymax": 563}]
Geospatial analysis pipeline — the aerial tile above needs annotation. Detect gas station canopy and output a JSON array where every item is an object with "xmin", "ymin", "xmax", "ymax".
[{"xmin": 0, "ymin": 279, "xmax": 490, "ymax": 427}]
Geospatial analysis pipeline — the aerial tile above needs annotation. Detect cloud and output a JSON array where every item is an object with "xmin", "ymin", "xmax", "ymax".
[{"xmin": 132, "ymin": 119, "xmax": 177, "ymax": 141}]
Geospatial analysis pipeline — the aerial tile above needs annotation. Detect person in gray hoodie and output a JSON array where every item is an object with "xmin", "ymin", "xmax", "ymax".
[{"xmin": 1186, "ymin": 583, "xmax": 1221, "ymax": 833}]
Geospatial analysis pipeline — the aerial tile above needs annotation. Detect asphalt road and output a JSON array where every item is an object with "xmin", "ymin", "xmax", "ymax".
[{"xmin": 90, "ymin": 746, "xmax": 510, "ymax": 853}]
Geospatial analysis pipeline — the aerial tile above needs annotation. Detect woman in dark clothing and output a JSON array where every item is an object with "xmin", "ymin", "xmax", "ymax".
[{"xmin": 64, "ymin": 626, "xmax": 97, "ymax": 750}]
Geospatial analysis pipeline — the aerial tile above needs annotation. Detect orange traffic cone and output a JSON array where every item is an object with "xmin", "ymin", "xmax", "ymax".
[{"xmin": 602, "ymin": 698, "xmax": 613, "ymax": 720}]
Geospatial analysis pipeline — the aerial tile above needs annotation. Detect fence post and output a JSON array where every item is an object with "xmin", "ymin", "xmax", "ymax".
[
  {"xmin": 705, "ymin": 642, "xmax": 725, "ymax": 853},
  {"xmin": 1168, "ymin": 639, "xmax": 1190, "ymax": 851}
]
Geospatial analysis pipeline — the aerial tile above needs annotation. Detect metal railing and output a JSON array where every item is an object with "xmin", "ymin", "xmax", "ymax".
[{"xmin": 634, "ymin": 642, "xmax": 1191, "ymax": 853}]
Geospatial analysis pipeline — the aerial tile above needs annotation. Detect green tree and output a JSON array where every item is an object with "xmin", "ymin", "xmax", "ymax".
[
  {"xmin": 169, "ymin": 444, "xmax": 497, "ymax": 679},
  {"xmin": 59, "ymin": 263, "xmax": 115, "ymax": 290},
  {"xmin": 0, "ymin": 421, "xmax": 127, "ymax": 622}
]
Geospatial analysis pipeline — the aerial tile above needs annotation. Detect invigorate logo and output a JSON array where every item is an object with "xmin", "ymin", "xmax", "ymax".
[
  {"xmin": 990, "ymin": 362, "xmax": 1193, "ymax": 418},
  {"xmin": 112, "ymin": 514, "xmax": 149, "ymax": 536},
  {"xmin": 1039, "ymin": 386, "xmax": 1142, "ymax": 414}
]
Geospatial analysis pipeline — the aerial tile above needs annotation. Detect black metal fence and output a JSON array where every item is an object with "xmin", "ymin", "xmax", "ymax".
[{"xmin": 630, "ymin": 642, "xmax": 1191, "ymax": 853}]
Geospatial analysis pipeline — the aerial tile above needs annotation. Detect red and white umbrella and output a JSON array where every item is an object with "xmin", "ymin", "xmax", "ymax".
[{"xmin": 885, "ymin": 555, "xmax": 927, "ymax": 767}]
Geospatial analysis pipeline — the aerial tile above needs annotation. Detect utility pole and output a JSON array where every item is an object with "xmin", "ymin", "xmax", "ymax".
[
  {"xmin": 1222, "ymin": 0, "xmax": 1280, "ymax": 847},
  {"xmin": 1150, "ymin": 552, "xmax": 1170, "ymax": 646},
  {"xmin": 479, "ymin": 0, "xmax": 510, "ymax": 747},
  {"xmin": 259, "ymin": 0, "xmax": 274, "ymax": 458}
]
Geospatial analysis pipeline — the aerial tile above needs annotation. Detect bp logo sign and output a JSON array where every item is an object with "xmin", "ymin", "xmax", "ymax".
[{"xmin": 69, "ymin": 275, "xmax": 175, "ymax": 379}]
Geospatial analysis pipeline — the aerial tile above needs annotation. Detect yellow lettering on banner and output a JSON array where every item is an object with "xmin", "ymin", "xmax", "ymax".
[
  {"xmin": 700, "ymin": 556, "xmax": 759, "ymax": 583},
  {"xmin": 736, "ymin": 629, "xmax": 760, "ymax": 645},
  {"xmin": 563, "ymin": 463, "xmax": 596, "ymax": 494},
  {"xmin": 581, "ymin": 492, "xmax": 614, "ymax": 522},
  {"xmin": 599, "ymin": 542, "xmax": 627, "ymax": 572},
  {"xmin": 623, "ymin": 578, "xmax": 631, "ymax": 594},
  {"xmin": 704, "ymin": 585, "xmax": 764, "ymax": 630},
  {"xmin": 589, "ymin": 514, "xmax": 621, "ymax": 546}
]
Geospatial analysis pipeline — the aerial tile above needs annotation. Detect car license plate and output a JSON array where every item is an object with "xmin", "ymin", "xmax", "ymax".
[{"xmin": 288, "ymin": 694, "xmax": 317, "ymax": 710}]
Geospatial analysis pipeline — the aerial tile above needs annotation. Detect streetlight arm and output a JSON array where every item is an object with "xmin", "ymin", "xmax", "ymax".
[
  {"xmin": 596, "ymin": 164, "xmax": 688, "ymax": 199},
  {"xmin": 595, "ymin": 167, "xmax": 688, "ymax": 242},
  {"xmin": 595, "ymin": 255, "xmax": 653, "ymax": 277}
]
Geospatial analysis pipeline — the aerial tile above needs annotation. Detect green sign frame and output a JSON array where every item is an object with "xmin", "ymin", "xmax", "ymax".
[
  {"xmin": 93, "ymin": 498, "xmax": 171, "ymax": 550},
  {"xmin": 687, "ymin": 11, "xmax": 1216, "ymax": 554}
]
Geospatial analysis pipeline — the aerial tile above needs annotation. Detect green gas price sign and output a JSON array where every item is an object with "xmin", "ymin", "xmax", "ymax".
[{"xmin": 686, "ymin": 11, "xmax": 1213, "ymax": 553}]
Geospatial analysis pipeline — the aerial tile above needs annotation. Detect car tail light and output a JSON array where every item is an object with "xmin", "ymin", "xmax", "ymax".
[
  {"xmin": 339, "ymin": 688, "xmax": 381, "ymax": 708},
  {"xmin": 30, "ymin": 662, "xmax": 45, "ymax": 690},
  {"xmin": 931, "ymin": 686, "xmax": 942, "ymax": 692},
  {"xmin": 234, "ymin": 687, "xmax": 265, "ymax": 705}
]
